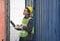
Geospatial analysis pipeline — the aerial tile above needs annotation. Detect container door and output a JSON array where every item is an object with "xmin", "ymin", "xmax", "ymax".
[{"xmin": 0, "ymin": 0, "xmax": 5, "ymax": 41}]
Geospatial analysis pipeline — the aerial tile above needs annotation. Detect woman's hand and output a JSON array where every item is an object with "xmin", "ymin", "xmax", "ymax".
[{"xmin": 17, "ymin": 24, "xmax": 23, "ymax": 29}]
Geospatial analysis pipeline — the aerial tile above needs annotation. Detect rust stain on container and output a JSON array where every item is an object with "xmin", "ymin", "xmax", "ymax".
[{"xmin": 0, "ymin": 0, "xmax": 5, "ymax": 41}]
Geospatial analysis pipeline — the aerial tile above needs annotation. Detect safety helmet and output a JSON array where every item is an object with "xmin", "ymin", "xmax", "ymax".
[{"xmin": 26, "ymin": 6, "xmax": 33, "ymax": 14}]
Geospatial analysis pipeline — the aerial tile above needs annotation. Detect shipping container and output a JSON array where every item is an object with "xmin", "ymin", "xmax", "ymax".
[
  {"xmin": 0, "ymin": 0, "xmax": 5, "ymax": 41},
  {"xmin": 25, "ymin": 0, "xmax": 59, "ymax": 41}
]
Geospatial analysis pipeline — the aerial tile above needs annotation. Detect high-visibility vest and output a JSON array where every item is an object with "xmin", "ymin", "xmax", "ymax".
[{"xmin": 20, "ymin": 17, "xmax": 34, "ymax": 37}]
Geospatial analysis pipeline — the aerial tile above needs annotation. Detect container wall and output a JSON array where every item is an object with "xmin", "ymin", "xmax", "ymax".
[
  {"xmin": 25, "ymin": 0, "xmax": 58, "ymax": 41},
  {"xmin": 0, "ymin": 0, "xmax": 5, "ymax": 41},
  {"xmin": 58, "ymin": 0, "xmax": 60, "ymax": 41},
  {"xmin": 5, "ymin": 0, "xmax": 10, "ymax": 41},
  {"xmin": 34, "ymin": 0, "xmax": 58, "ymax": 41},
  {"xmin": 25, "ymin": 0, "xmax": 33, "ymax": 7}
]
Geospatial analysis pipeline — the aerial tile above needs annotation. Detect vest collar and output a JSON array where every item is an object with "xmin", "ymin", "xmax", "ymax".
[{"xmin": 24, "ymin": 15, "xmax": 30, "ymax": 18}]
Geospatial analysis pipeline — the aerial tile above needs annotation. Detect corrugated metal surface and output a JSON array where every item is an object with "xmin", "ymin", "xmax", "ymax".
[
  {"xmin": 34, "ymin": 0, "xmax": 58, "ymax": 41},
  {"xmin": 58, "ymin": 0, "xmax": 60, "ymax": 41},
  {"xmin": 25, "ymin": 0, "xmax": 33, "ymax": 7},
  {"xmin": 25, "ymin": 0, "xmax": 58, "ymax": 41}
]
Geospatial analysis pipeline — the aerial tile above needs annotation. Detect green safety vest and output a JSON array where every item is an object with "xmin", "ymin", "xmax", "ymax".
[{"xmin": 20, "ymin": 17, "xmax": 34, "ymax": 37}]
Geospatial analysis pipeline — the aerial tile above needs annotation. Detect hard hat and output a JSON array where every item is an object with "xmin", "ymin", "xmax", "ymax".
[{"xmin": 26, "ymin": 6, "xmax": 33, "ymax": 14}]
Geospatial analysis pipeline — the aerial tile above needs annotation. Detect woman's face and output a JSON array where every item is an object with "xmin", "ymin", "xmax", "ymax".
[{"xmin": 23, "ymin": 8, "xmax": 29, "ymax": 16}]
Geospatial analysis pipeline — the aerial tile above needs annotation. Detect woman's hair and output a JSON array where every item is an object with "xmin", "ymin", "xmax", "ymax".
[{"xmin": 25, "ymin": 7, "xmax": 30, "ymax": 14}]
